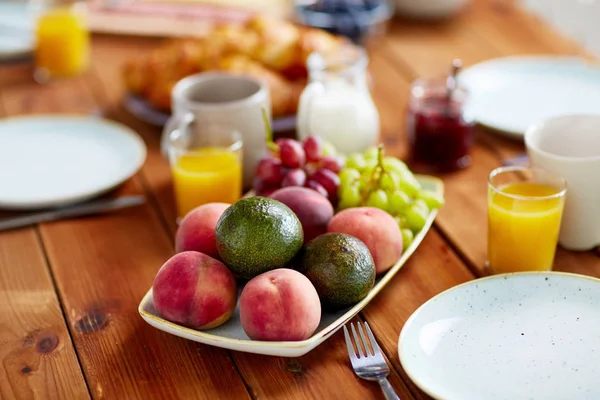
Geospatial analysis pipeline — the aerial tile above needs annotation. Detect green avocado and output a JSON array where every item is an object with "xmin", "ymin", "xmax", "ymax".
[
  {"xmin": 215, "ymin": 197, "xmax": 303, "ymax": 279},
  {"xmin": 298, "ymin": 233, "xmax": 375, "ymax": 310}
]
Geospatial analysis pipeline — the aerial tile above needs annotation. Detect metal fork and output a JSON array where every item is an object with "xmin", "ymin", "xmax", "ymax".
[{"xmin": 344, "ymin": 321, "xmax": 400, "ymax": 400}]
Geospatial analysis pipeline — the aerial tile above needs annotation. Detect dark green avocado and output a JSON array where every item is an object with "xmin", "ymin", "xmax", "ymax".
[
  {"xmin": 215, "ymin": 197, "xmax": 303, "ymax": 279},
  {"xmin": 299, "ymin": 233, "xmax": 375, "ymax": 310}
]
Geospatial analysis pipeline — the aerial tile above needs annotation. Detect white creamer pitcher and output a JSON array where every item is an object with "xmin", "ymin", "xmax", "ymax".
[{"xmin": 296, "ymin": 46, "xmax": 380, "ymax": 154}]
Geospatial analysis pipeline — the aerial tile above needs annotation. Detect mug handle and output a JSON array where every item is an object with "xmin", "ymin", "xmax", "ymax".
[{"xmin": 161, "ymin": 112, "xmax": 195, "ymax": 157}]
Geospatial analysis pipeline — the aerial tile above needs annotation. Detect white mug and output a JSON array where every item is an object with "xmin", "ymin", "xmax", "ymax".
[
  {"xmin": 525, "ymin": 115, "xmax": 600, "ymax": 251},
  {"xmin": 162, "ymin": 73, "xmax": 271, "ymax": 188}
]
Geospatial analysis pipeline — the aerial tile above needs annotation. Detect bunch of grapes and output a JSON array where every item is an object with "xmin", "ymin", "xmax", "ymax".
[
  {"xmin": 254, "ymin": 133, "xmax": 344, "ymax": 204},
  {"xmin": 337, "ymin": 146, "xmax": 444, "ymax": 247}
]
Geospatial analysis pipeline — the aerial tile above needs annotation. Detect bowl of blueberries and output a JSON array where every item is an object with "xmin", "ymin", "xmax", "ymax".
[{"xmin": 295, "ymin": 0, "xmax": 393, "ymax": 46}]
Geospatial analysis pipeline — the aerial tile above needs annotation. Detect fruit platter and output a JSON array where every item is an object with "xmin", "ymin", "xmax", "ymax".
[{"xmin": 139, "ymin": 131, "xmax": 444, "ymax": 357}]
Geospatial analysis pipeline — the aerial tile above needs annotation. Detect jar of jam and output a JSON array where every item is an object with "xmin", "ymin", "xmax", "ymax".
[{"xmin": 407, "ymin": 78, "xmax": 475, "ymax": 172}]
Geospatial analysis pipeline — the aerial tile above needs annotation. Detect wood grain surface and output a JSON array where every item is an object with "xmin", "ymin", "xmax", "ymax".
[{"xmin": 0, "ymin": 0, "xmax": 598, "ymax": 398}]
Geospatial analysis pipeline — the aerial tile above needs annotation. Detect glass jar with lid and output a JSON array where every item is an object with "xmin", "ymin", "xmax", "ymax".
[
  {"xmin": 296, "ymin": 46, "xmax": 380, "ymax": 155},
  {"xmin": 31, "ymin": 0, "xmax": 90, "ymax": 82}
]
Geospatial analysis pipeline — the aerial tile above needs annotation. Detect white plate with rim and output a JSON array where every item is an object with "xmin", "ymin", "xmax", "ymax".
[
  {"xmin": 398, "ymin": 271, "xmax": 600, "ymax": 400},
  {"xmin": 457, "ymin": 56, "xmax": 600, "ymax": 139},
  {"xmin": 0, "ymin": 116, "xmax": 146, "ymax": 210},
  {"xmin": 0, "ymin": 3, "xmax": 35, "ymax": 62},
  {"xmin": 139, "ymin": 176, "xmax": 443, "ymax": 357}
]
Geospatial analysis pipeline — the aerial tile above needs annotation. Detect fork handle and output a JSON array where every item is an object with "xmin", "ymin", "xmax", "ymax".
[{"xmin": 377, "ymin": 377, "xmax": 400, "ymax": 400}]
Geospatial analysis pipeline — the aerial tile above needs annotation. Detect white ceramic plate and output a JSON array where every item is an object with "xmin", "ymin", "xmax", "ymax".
[
  {"xmin": 457, "ymin": 56, "xmax": 600, "ymax": 139},
  {"xmin": 139, "ymin": 176, "xmax": 443, "ymax": 357},
  {"xmin": 399, "ymin": 272, "xmax": 600, "ymax": 400},
  {"xmin": 0, "ymin": 116, "xmax": 146, "ymax": 210},
  {"xmin": 0, "ymin": 3, "xmax": 34, "ymax": 61}
]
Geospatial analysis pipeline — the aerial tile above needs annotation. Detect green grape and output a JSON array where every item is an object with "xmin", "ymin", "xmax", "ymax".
[
  {"xmin": 346, "ymin": 153, "xmax": 367, "ymax": 170},
  {"xmin": 394, "ymin": 216, "xmax": 408, "ymax": 229},
  {"xmin": 380, "ymin": 172, "xmax": 399, "ymax": 191},
  {"xmin": 405, "ymin": 205, "xmax": 428, "ymax": 232},
  {"xmin": 364, "ymin": 147, "xmax": 379, "ymax": 160},
  {"xmin": 338, "ymin": 185, "xmax": 361, "ymax": 209},
  {"xmin": 397, "ymin": 215, "xmax": 408, "ymax": 228},
  {"xmin": 399, "ymin": 175, "xmax": 421, "ymax": 197},
  {"xmin": 367, "ymin": 189, "xmax": 388, "ymax": 210},
  {"xmin": 413, "ymin": 199, "xmax": 430, "ymax": 214},
  {"xmin": 321, "ymin": 140, "xmax": 337, "ymax": 156},
  {"xmin": 359, "ymin": 170, "xmax": 374, "ymax": 188},
  {"xmin": 419, "ymin": 191, "xmax": 445, "ymax": 209},
  {"xmin": 388, "ymin": 190, "xmax": 410, "ymax": 212},
  {"xmin": 401, "ymin": 228, "xmax": 414, "ymax": 248},
  {"xmin": 364, "ymin": 159, "xmax": 378, "ymax": 171},
  {"xmin": 339, "ymin": 168, "xmax": 361, "ymax": 187},
  {"xmin": 383, "ymin": 157, "xmax": 408, "ymax": 174}
]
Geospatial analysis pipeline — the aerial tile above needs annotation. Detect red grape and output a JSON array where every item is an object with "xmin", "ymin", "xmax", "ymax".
[
  {"xmin": 303, "ymin": 136, "xmax": 323, "ymax": 162},
  {"xmin": 255, "ymin": 157, "xmax": 283, "ymax": 185},
  {"xmin": 305, "ymin": 180, "xmax": 328, "ymax": 198},
  {"xmin": 321, "ymin": 156, "xmax": 344, "ymax": 173},
  {"xmin": 253, "ymin": 177, "xmax": 278, "ymax": 197},
  {"xmin": 310, "ymin": 169, "xmax": 340, "ymax": 204},
  {"xmin": 304, "ymin": 162, "xmax": 319, "ymax": 177},
  {"xmin": 282, "ymin": 169, "xmax": 307, "ymax": 187},
  {"xmin": 277, "ymin": 139, "xmax": 306, "ymax": 168}
]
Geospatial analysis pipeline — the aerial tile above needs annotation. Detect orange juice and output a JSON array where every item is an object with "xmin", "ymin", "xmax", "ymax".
[
  {"xmin": 35, "ymin": 5, "xmax": 90, "ymax": 78},
  {"xmin": 172, "ymin": 148, "xmax": 242, "ymax": 218},
  {"xmin": 487, "ymin": 182, "xmax": 565, "ymax": 274}
]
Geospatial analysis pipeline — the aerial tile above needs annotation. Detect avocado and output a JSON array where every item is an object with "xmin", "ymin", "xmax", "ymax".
[
  {"xmin": 215, "ymin": 197, "xmax": 303, "ymax": 279},
  {"xmin": 299, "ymin": 233, "xmax": 375, "ymax": 310}
]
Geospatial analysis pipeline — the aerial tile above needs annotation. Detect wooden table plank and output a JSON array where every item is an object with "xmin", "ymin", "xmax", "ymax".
[
  {"xmin": 1, "ymin": 72, "xmax": 251, "ymax": 399},
  {"xmin": 87, "ymin": 33, "xmax": 419, "ymax": 400},
  {"xmin": 0, "ymin": 229, "xmax": 90, "ymax": 400}
]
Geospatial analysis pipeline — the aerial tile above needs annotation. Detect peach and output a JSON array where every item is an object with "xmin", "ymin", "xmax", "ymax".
[
  {"xmin": 153, "ymin": 251, "xmax": 237, "ymax": 330},
  {"xmin": 175, "ymin": 203, "xmax": 230, "ymax": 258},
  {"xmin": 239, "ymin": 268, "xmax": 321, "ymax": 341},
  {"xmin": 328, "ymin": 207, "xmax": 403, "ymax": 274},
  {"xmin": 270, "ymin": 187, "xmax": 334, "ymax": 243}
]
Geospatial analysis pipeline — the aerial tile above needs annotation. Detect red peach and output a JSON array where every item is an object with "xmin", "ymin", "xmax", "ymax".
[
  {"xmin": 239, "ymin": 269, "xmax": 321, "ymax": 341},
  {"xmin": 175, "ymin": 203, "xmax": 230, "ymax": 258},
  {"xmin": 153, "ymin": 251, "xmax": 237, "ymax": 330},
  {"xmin": 328, "ymin": 207, "xmax": 403, "ymax": 275},
  {"xmin": 270, "ymin": 187, "xmax": 334, "ymax": 243}
]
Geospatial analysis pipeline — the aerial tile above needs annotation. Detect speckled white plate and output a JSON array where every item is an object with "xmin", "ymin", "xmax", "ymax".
[
  {"xmin": 139, "ymin": 176, "xmax": 443, "ymax": 357},
  {"xmin": 399, "ymin": 272, "xmax": 600, "ymax": 400}
]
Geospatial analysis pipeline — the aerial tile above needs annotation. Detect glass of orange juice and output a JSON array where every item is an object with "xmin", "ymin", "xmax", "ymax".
[
  {"xmin": 487, "ymin": 166, "xmax": 567, "ymax": 274},
  {"xmin": 34, "ymin": 0, "xmax": 90, "ymax": 81},
  {"xmin": 167, "ymin": 123, "xmax": 243, "ymax": 220}
]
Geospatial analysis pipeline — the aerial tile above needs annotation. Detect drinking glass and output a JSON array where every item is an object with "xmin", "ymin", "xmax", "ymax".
[
  {"xmin": 486, "ymin": 166, "xmax": 567, "ymax": 274},
  {"xmin": 32, "ymin": 0, "xmax": 90, "ymax": 82},
  {"xmin": 167, "ymin": 123, "xmax": 243, "ymax": 220}
]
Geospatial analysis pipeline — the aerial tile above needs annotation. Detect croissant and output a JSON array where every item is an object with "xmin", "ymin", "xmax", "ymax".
[{"xmin": 122, "ymin": 15, "xmax": 352, "ymax": 117}]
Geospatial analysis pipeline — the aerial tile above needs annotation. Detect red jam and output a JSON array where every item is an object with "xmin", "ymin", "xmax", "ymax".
[{"xmin": 407, "ymin": 80, "xmax": 475, "ymax": 172}]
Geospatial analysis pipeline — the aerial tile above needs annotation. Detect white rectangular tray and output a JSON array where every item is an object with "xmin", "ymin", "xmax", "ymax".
[{"xmin": 139, "ymin": 175, "xmax": 443, "ymax": 357}]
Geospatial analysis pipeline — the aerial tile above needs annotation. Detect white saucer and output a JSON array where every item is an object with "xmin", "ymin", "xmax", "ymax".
[
  {"xmin": 399, "ymin": 272, "xmax": 600, "ymax": 400},
  {"xmin": 0, "ymin": 116, "xmax": 146, "ymax": 210},
  {"xmin": 458, "ymin": 56, "xmax": 600, "ymax": 139}
]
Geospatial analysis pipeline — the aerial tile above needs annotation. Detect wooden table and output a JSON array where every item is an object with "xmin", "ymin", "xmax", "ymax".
[{"xmin": 1, "ymin": 1, "xmax": 598, "ymax": 398}]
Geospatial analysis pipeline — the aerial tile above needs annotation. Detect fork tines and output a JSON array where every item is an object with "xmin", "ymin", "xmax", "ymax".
[{"xmin": 343, "ymin": 320, "xmax": 381, "ymax": 359}]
